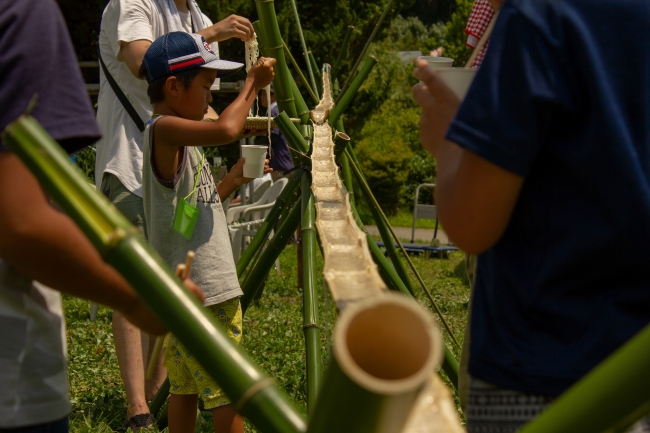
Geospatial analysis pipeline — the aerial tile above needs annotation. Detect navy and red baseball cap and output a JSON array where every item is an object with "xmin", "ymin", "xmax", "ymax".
[{"xmin": 143, "ymin": 32, "xmax": 243, "ymax": 83}]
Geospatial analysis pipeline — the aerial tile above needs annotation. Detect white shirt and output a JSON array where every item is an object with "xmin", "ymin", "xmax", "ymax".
[
  {"xmin": 0, "ymin": 262, "xmax": 68, "ymax": 427},
  {"xmin": 95, "ymin": 0, "xmax": 214, "ymax": 196}
]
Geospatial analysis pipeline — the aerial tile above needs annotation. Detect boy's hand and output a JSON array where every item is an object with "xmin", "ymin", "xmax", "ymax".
[
  {"xmin": 248, "ymin": 57, "xmax": 276, "ymax": 92},
  {"xmin": 229, "ymin": 157, "xmax": 272, "ymax": 187}
]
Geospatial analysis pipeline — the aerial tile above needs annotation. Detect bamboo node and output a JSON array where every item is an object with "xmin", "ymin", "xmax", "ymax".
[
  {"xmin": 303, "ymin": 323, "xmax": 321, "ymax": 330},
  {"xmin": 234, "ymin": 377, "xmax": 276, "ymax": 412},
  {"xmin": 103, "ymin": 226, "xmax": 140, "ymax": 257}
]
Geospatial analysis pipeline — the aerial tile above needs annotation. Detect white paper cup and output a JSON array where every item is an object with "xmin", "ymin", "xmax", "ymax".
[
  {"xmin": 417, "ymin": 56, "xmax": 454, "ymax": 69},
  {"xmin": 241, "ymin": 145, "xmax": 267, "ymax": 178},
  {"xmin": 417, "ymin": 56, "xmax": 454, "ymax": 85},
  {"xmin": 435, "ymin": 68, "xmax": 477, "ymax": 100}
]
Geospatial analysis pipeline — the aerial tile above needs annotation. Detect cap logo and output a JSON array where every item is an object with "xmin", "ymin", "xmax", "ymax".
[{"xmin": 203, "ymin": 41, "xmax": 214, "ymax": 53}]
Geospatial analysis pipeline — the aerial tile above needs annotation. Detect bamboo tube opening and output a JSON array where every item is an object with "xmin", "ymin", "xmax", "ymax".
[
  {"xmin": 335, "ymin": 131, "xmax": 350, "ymax": 141},
  {"xmin": 334, "ymin": 293, "xmax": 442, "ymax": 394}
]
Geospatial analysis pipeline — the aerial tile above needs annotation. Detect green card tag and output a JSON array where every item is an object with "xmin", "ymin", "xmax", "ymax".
[{"xmin": 173, "ymin": 198, "xmax": 199, "ymax": 240}]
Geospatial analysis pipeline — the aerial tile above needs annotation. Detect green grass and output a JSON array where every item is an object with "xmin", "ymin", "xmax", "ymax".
[
  {"xmin": 65, "ymin": 245, "xmax": 468, "ymax": 432},
  {"xmin": 383, "ymin": 208, "xmax": 440, "ymax": 229}
]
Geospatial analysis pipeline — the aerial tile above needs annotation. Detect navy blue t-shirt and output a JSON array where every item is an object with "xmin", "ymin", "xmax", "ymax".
[
  {"xmin": 0, "ymin": 0, "xmax": 101, "ymax": 153},
  {"xmin": 268, "ymin": 103, "xmax": 294, "ymax": 172},
  {"xmin": 447, "ymin": 0, "xmax": 650, "ymax": 396}
]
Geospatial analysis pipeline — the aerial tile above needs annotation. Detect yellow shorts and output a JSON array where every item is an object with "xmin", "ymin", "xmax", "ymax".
[{"xmin": 163, "ymin": 298, "xmax": 242, "ymax": 409}]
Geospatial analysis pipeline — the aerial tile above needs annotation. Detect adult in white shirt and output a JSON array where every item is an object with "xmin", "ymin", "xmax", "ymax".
[{"xmin": 95, "ymin": 0, "xmax": 253, "ymax": 428}]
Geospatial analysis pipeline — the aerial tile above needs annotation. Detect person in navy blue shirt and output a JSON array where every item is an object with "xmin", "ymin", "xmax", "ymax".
[
  {"xmin": 260, "ymin": 84, "xmax": 294, "ymax": 181},
  {"xmin": 414, "ymin": 0, "xmax": 650, "ymax": 431}
]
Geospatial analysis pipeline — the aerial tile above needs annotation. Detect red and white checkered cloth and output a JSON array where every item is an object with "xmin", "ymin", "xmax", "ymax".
[{"xmin": 464, "ymin": 0, "xmax": 495, "ymax": 67}]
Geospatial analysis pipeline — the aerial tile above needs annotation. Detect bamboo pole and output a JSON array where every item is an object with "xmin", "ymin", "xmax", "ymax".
[
  {"xmin": 254, "ymin": 4, "xmax": 298, "ymax": 118},
  {"xmin": 337, "ymin": 0, "xmax": 394, "ymax": 103},
  {"xmin": 308, "ymin": 51, "xmax": 321, "ymax": 80},
  {"xmin": 275, "ymin": 112, "xmax": 311, "ymax": 166},
  {"xmin": 288, "ymin": 0, "xmax": 319, "ymax": 100},
  {"xmin": 329, "ymin": 56, "xmax": 378, "ymax": 131},
  {"xmin": 307, "ymin": 293, "xmax": 442, "ymax": 433},
  {"xmin": 300, "ymin": 172, "xmax": 322, "ymax": 416},
  {"xmin": 289, "ymin": 72, "xmax": 310, "ymax": 125},
  {"xmin": 520, "ymin": 322, "xmax": 650, "ymax": 433},
  {"xmin": 4, "ymin": 116, "xmax": 306, "ymax": 433},
  {"xmin": 236, "ymin": 172, "xmax": 302, "ymax": 277},
  {"xmin": 149, "ymin": 379, "xmax": 170, "ymax": 417},
  {"xmin": 252, "ymin": 21, "xmax": 310, "ymax": 125},
  {"xmin": 240, "ymin": 199, "xmax": 302, "ymax": 313},
  {"xmin": 333, "ymin": 119, "xmax": 351, "ymax": 162},
  {"xmin": 333, "ymin": 25, "xmax": 355, "ymax": 79},
  {"xmin": 282, "ymin": 40, "xmax": 319, "ymax": 104},
  {"xmin": 345, "ymin": 147, "xmax": 462, "ymax": 350}
]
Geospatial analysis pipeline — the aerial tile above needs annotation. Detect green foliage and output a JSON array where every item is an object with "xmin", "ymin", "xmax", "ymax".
[
  {"xmin": 355, "ymin": 100, "xmax": 415, "ymax": 216},
  {"xmin": 401, "ymin": 149, "xmax": 437, "ymax": 209},
  {"xmin": 441, "ymin": 0, "xmax": 474, "ymax": 66},
  {"xmin": 73, "ymin": 146, "xmax": 96, "ymax": 181}
]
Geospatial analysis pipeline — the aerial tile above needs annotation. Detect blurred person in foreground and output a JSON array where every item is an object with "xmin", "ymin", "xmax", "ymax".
[
  {"xmin": 413, "ymin": 0, "xmax": 650, "ymax": 431},
  {"xmin": 0, "ymin": 1, "xmax": 201, "ymax": 431}
]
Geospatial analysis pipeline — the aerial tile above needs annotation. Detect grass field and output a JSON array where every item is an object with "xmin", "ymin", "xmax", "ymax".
[{"xmin": 65, "ymin": 244, "xmax": 469, "ymax": 432}]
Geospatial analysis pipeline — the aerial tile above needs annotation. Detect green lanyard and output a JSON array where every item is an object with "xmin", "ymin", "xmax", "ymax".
[{"xmin": 184, "ymin": 147, "xmax": 205, "ymax": 206}]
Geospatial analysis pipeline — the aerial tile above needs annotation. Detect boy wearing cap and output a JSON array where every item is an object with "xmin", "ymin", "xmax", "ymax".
[{"xmin": 139, "ymin": 31, "xmax": 274, "ymax": 433}]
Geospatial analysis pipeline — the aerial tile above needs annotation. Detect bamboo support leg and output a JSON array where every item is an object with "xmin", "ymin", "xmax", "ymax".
[
  {"xmin": 332, "ymin": 25, "xmax": 354, "ymax": 80},
  {"xmin": 329, "ymin": 57, "xmax": 378, "ymax": 130},
  {"xmin": 241, "ymin": 199, "xmax": 303, "ymax": 313},
  {"xmin": 254, "ymin": 2, "xmax": 298, "ymax": 118},
  {"xmin": 236, "ymin": 171, "xmax": 302, "ymax": 277},
  {"xmin": 288, "ymin": 0, "xmax": 319, "ymax": 100},
  {"xmin": 301, "ymin": 173, "xmax": 322, "ymax": 416}
]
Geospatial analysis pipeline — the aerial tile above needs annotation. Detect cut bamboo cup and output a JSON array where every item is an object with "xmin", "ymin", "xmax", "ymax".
[{"xmin": 307, "ymin": 293, "xmax": 442, "ymax": 433}]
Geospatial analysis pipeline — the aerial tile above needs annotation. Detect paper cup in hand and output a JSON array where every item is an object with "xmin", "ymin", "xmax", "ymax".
[
  {"xmin": 417, "ymin": 56, "xmax": 453, "ymax": 84},
  {"xmin": 241, "ymin": 145, "xmax": 267, "ymax": 178},
  {"xmin": 435, "ymin": 68, "xmax": 477, "ymax": 101}
]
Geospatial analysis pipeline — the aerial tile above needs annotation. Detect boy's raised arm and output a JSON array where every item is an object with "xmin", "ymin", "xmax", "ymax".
[{"xmin": 155, "ymin": 59, "xmax": 275, "ymax": 149}]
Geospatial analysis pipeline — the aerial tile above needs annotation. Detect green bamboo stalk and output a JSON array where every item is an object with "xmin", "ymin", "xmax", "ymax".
[
  {"xmin": 329, "ymin": 56, "xmax": 378, "ymax": 129},
  {"xmin": 289, "ymin": 72, "xmax": 310, "ymax": 125},
  {"xmin": 349, "ymin": 202, "xmax": 459, "ymax": 389},
  {"xmin": 337, "ymin": 0, "xmax": 394, "ymax": 103},
  {"xmin": 275, "ymin": 112, "xmax": 310, "ymax": 166},
  {"xmin": 301, "ymin": 172, "xmax": 322, "ymax": 416},
  {"xmin": 282, "ymin": 40, "xmax": 319, "ymax": 104},
  {"xmin": 252, "ymin": 20, "xmax": 311, "ymax": 124},
  {"xmin": 253, "ymin": 6, "xmax": 298, "ymax": 118},
  {"xmin": 241, "ymin": 199, "xmax": 302, "ymax": 313},
  {"xmin": 332, "ymin": 25, "xmax": 355, "ymax": 79},
  {"xmin": 148, "ymin": 379, "xmax": 170, "ymax": 417},
  {"xmin": 307, "ymin": 294, "xmax": 441, "ymax": 433},
  {"xmin": 4, "ymin": 116, "xmax": 306, "ymax": 433},
  {"xmin": 520, "ymin": 322, "xmax": 650, "ymax": 433},
  {"xmin": 308, "ymin": 51, "xmax": 321, "ymax": 80},
  {"xmin": 333, "ymin": 119, "xmax": 351, "ymax": 162},
  {"xmin": 345, "ymin": 148, "xmax": 463, "ymax": 351},
  {"xmin": 288, "ymin": 0, "xmax": 319, "ymax": 100},
  {"xmin": 236, "ymin": 172, "xmax": 302, "ymax": 278}
]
